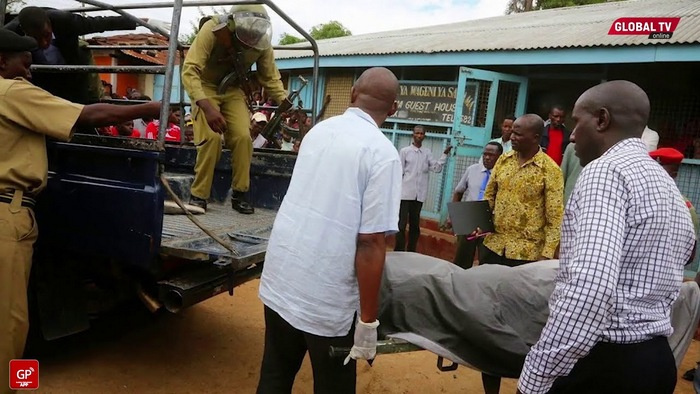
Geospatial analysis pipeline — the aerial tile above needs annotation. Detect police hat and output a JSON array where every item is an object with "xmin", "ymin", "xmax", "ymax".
[
  {"xmin": 0, "ymin": 29, "xmax": 38, "ymax": 52},
  {"xmin": 649, "ymin": 147, "xmax": 684, "ymax": 165}
]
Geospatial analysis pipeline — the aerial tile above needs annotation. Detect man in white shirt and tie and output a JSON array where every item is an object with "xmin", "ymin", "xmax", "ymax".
[
  {"xmin": 451, "ymin": 141, "xmax": 503, "ymax": 268},
  {"xmin": 395, "ymin": 125, "xmax": 452, "ymax": 252}
]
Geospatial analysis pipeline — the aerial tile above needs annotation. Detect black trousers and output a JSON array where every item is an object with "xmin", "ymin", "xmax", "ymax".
[
  {"xmin": 548, "ymin": 336, "xmax": 676, "ymax": 394},
  {"xmin": 395, "ymin": 199, "xmax": 422, "ymax": 252},
  {"xmin": 453, "ymin": 236, "xmax": 483, "ymax": 269},
  {"xmin": 257, "ymin": 306, "xmax": 356, "ymax": 394},
  {"xmin": 480, "ymin": 245, "xmax": 533, "ymax": 267}
]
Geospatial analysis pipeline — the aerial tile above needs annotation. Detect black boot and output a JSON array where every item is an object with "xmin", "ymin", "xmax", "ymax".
[
  {"xmin": 189, "ymin": 195, "xmax": 207, "ymax": 211},
  {"xmin": 231, "ymin": 191, "xmax": 254, "ymax": 214}
]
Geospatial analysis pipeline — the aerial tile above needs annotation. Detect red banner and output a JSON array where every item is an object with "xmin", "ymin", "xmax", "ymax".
[{"xmin": 608, "ymin": 17, "xmax": 681, "ymax": 35}]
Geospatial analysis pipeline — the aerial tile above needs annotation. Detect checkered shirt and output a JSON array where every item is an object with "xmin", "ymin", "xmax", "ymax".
[{"xmin": 518, "ymin": 138, "xmax": 696, "ymax": 394}]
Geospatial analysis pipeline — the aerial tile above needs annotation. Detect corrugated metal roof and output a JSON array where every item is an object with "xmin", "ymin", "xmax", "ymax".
[{"xmin": 274, "ymin": 0, "xmax": 700, "ymax": 59}]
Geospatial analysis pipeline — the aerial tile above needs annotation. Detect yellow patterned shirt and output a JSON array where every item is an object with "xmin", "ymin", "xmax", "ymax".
[{"xmin": 483, "ymin": 149, "xmax": 564, "ymax": 261}]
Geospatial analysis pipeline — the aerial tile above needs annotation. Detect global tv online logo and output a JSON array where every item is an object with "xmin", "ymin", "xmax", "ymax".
[{"xmin": 608, "ymin": 17, "xmax": 681, "ymax": 39}]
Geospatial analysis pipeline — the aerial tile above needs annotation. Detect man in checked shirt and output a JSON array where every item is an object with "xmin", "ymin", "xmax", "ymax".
[{"xmin": 518, "ymin": 81, "xmax": 697, "ymax": 394}]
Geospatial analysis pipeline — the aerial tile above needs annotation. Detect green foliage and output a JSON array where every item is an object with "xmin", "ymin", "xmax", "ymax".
[
  {"xmin": 278, "ymin": 33, "xmax": 306, "ymax": 45},
  {"xmin": 506, "ymin": 0, "xmax": 625, "ymax": 14},
  {"xmin": 277, "ymin": 20, "xmax": 352, "ymax": 45},
  {"xmin": 309, "ymin": 20, "xmax": 352, "ymax": 40}
]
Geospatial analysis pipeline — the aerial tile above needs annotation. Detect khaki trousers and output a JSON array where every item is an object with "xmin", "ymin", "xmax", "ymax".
[
  {"xmin": 0, "ymin": 196, "xmax": 38, "ymax": 394},
  {"xmin": 191, "ymin": 85, "xmax": 252, "ymax": 199}
]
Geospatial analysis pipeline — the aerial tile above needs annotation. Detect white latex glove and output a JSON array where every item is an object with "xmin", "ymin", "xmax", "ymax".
[{"xmin": 343, "ymin": 319, "xmax": 379, "ymax": 365}]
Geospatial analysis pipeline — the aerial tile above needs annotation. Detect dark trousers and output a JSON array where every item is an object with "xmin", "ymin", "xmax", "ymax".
[
  {"xmin": 548, "ymin": 336, "xmax": 676, "ymax": 394},
  {"xmin": 395, "ymin": 199, "xmax": 422, "ymax": 252},
  {"xmin": 453, "ymin": 236, "xmax": 483, "ymax": 269},
  {"xmin": 257, "ymin": 306, "xmax": 356, "ymax": 394},
  {"xmin": 480, "ymin": 245, "xmax": 533, "ymax": 267}
]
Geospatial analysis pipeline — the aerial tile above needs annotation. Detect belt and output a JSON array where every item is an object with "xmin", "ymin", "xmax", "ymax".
[{"xmin": 0, "ymin": 190, "xmax": 36, "ymax": 209}]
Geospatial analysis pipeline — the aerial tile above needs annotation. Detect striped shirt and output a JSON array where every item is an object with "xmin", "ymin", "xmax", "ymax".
[{"xmin": 518, "ymin": 138, "xmax": 696, "ymax": 394}]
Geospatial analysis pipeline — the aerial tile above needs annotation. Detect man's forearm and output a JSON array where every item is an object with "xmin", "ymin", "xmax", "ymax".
[
  {"xmin": 452, "ymin": 192, "xmax": 464, "ymax": 202},
  {"xmin": 77, "ymin": 102, "xmax": 160, "ymax": 127},
  {"xmin": 355, "ymin": 233, "xmax": 386, "ymax": 323}
]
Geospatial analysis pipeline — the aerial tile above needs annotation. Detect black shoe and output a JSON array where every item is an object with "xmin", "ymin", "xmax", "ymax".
[
  {"xmin": 190, "ymin": 196, "xmax": 207, "ymax": 211},
  {"xmin": 231, "ymin": 192, "xmax": 254, "ymax": 214}
]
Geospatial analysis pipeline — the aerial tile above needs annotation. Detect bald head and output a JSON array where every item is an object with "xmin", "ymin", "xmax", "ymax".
[
  {"xmin": 350, "ymin": 67, "xmax": 399, "ymax": 125},
  {"xmin": 571, "ymin": 80, "xmax": 650, "ymax": 166},
  {"xmin": 577, "ymin": 80, "xmax": 650, "ymax": 138},
  {"xmin": 510, "ymin": 114, "xmax": 544, "ymax": 154}
]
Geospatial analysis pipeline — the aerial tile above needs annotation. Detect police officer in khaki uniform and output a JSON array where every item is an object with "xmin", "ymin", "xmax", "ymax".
[
  {"xmin": 182, "ymin": 4, "xmax": 291, "ymax": 214},
  {"xmin": 0, "ymin": 29, "xmax": 160, "ymax": 393}
]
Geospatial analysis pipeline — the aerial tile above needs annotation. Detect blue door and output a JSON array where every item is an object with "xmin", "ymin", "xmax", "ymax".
[{"xmin": 440, "ymin": 67, "xmax": 528, "ymax": 223}]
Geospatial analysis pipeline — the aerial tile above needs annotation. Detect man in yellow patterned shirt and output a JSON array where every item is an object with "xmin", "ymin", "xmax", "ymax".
[{"xmin": 481, "ymin": 114, "xmax": 564, "ymax": 266}]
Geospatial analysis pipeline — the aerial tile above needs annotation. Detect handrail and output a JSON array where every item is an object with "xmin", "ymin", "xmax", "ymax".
[
  {"xmin": 1, "ymin": 0, "xmax": 321, "ymax": 141},
  {"xmin": 30, "ymin": 65, "xmax": 167, "ymax": 73}
]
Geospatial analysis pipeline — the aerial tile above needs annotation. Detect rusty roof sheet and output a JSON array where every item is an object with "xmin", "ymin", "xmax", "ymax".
[
  {"xmin": 274, "ymin": 0, "xmax": 700, "ymax": 59},
  {"xmin": 88, "ymin": 33, "xmax": 183, "ymax": 65}
]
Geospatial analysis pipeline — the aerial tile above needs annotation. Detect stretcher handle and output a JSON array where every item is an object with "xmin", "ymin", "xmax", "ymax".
[{"xmin": 328, "ymin": 338, "xmax": 423, "ymax": 359}]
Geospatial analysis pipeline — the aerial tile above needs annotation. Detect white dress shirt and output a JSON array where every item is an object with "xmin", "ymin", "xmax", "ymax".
[
  {"xmin": 490, "ymin": 137, "xmax": 512, "ymax": 153},
  {"xmin": 518, "ymin": 138, "xmax": 696, "ymax": 394},
  {"xmin": 454, "ymin": 162, "xmax": 489, "ymax": 202},
  {"xmin": 399, "ymin": 144, "xmax": 447, "ymax": 202},
  {"xmin": 259, "ymin": 107, "xmax": 402, "ymax": 337}
]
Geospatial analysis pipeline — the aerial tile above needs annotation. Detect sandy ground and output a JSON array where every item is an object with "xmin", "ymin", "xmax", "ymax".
[{"xmin": 34, "ymin": 279, "xmax": 699, "ymax": 393}]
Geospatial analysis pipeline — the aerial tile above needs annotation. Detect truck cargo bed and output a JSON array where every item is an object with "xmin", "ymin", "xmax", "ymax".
[{"xmin": 160, "ymin": 204, "xmax": 277, "ymax": 268}]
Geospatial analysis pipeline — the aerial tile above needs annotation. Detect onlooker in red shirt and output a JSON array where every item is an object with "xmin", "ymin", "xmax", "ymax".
[
  {"xmin": 145, "ymin": 107, "xmax": 181, "ymax": 141},
  {"xmin": 108, "ymin": 120, "xmax": 140, "ymax": 138},
  {"xmin": 540, "ymin": 105, "xmax": 570, "ymax": 166}
]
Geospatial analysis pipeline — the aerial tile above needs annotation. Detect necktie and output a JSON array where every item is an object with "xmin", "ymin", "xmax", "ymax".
[{"xmin": 477, "ymin": 170, "xmax": 491, "ymax": 200}]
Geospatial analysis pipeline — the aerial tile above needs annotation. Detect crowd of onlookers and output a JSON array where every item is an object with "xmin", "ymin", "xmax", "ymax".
[
  {"xmin": 97, "ymin": 86, "xmax": 193, "ymax": 143},
  {"xmin": 99, "ymin": 87, "xmax": 307, "ymax": 152}
]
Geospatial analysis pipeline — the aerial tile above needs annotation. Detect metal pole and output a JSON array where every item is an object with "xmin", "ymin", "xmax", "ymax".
[
  {"xmin": 157, "ymin": 0, "xmax": 184, "ymax": 150},
  {"xmin": 0, "ymin": 0, "xmax": 7, "ymax": 26},
  {"xmin": 63, "ymin": 0, "xmax": 286, "ymax": 13},
  {"xmin": 259, "ymin": 0, "xmax": 319, "ymax": 127},
  {"xmin": 69, "ymin": 0, "xmax": 174, "ymax": 40},
  {"xmin": 30, "ymin": 65, "xmax": 167, "ymax": 73},
  {"xmin": 179, "ymin": 48, "xmax": 187, "ymax": 143}
]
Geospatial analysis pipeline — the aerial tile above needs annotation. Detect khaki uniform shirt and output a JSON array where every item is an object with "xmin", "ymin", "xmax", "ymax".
[
  {"xmin": 0, "ymin": 77, "xmax": 83, "ymax": 195},
  {"xmin": 483, "ymin": 149, "xmax": 564, "ymax": 260},
  {"xmin": 182, "ymin": 18, "xmax": 286, "ymax": 104}
]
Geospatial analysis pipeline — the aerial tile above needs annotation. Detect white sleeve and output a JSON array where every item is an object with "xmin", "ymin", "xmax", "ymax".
[
  {"xmin": 454, "ymin": 168, "xmax": 470, "ymax": 194},
  {"xmin": 359, "ymin": 157, "xmax": 402, "ymax": 234}
]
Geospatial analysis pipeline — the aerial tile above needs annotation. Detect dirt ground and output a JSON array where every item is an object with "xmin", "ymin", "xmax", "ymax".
[{"xmin": 35, "ymin": 279, "xmax": 699, "ymax": 393}]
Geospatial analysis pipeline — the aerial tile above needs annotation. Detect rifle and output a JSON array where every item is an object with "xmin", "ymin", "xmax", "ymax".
[
  {"xmin": 211, "ymin": 20, "xmax": 254, "ymax": 112},
  {"xmin": 261, "ymin": 76, "xmax": 308, "ymax": 142}
]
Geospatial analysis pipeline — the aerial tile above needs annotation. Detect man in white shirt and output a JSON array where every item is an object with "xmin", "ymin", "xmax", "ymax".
[
  {"xmin": 451, "ymin": 141, "xmax": 503, "ymax": 269},
  {"xmin": 518, "ymin": 81, "xmax": 696, "ymax": 394},
  {"xmin": 490, "ymin": 115, "xmax": 515, "ymax": 153},
  {"xmin": 250, "ymin": 112, "xmax": 268, "ymax": 149},
  {"xmin": 395, "ymin": 126, "xmax": 452, "ymax": 252},
  {"xmin": 257, "ymin": 67, "xmax": 402, "ymax": 393}
]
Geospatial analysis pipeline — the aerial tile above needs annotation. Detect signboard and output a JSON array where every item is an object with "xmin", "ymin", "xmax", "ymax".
[{"xmin": 391, "ymin": 82, "xmax": 478, "ymax": 125}]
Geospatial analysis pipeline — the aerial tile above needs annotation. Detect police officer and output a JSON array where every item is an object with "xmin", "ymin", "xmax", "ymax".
[
  {"xmin": 649, "ymin": 147, "xmax": 699, "ymax": 235},
  {"xmin": 0, "ymin": 29, "xmax": 160, "ymax": 393},
  {"xmin": 182, "ymin": 4, "xmax": 291, "ymax": 214}
]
